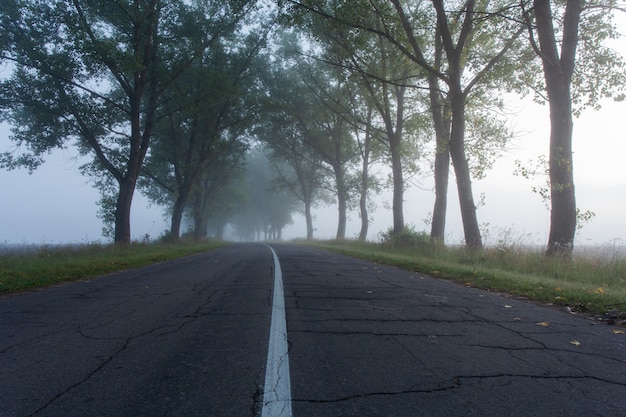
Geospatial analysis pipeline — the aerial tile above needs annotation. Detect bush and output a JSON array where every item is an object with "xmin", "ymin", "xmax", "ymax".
[{"xmin": 378, "ymin": 226, "xmax": 430, "ymax": 248}]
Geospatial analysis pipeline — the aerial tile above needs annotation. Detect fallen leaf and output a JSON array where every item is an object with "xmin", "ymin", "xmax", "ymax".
[
  {"xmin": 613, "ymin": 329, "xmax": 624, "ymax": 335},
  {"xmin": 594, "ymin": 287, "xmax": 605, "ymax": 294},
  {"xmin": 504, "ymin": 305, "xmax": 513, "ymax": 309},
  {"xmin": 536, "ymin": 321, "xmax": 550, "ymax": 327},
  {"xmin": 570, "ymin": 340, "xmax": 581, "ymax": 346},
  {"xmin": 555, "ymin": 287, "xmax": 562, "ymax": 292}
]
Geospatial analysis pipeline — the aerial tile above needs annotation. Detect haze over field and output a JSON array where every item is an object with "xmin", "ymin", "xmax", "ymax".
[{"xmin": 0, "ymin": 2, "xmax": 625, "ymax": 250}]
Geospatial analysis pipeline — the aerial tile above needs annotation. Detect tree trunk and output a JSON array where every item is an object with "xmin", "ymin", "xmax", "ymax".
[
  {"xmin": 170, "ymin": 199, "xmax": 184, "ymax": 241},
  {"xmin": 170, "ymin": 176, "xmax": 198, "ymax": 241},
  {"xmin": 304, "ymin": 198, "xmax": 314, "ymax": 240},
  {"xmin": 193, "ymin": 214, "xmax": 208, "ymax": 240},
  {"xmin": 112, "ymin": 2, "xmax": 159, "ymax": 245},
  {"xmin": 114, "ymin": 176, "xmax": 136, "ymax": 245},
  {"xmin": 430, "ymin": 142, "xmax": 450, "ymax": 245},
  {"xmin": 449, "ymin": 93, "xmax": 482, "ymax": 249},
  {"xmin": 170, "ymin": 188, "xmax": 190, "ymax": 241},
  {"xmin": 429, "ymin": 74, "xmax": 451, "ymax": 245},
  {"xmin": 545, "ymin": 86, "xmax": 576, "ymax": 256},
  {"xmin": 215, "ymin": 223, "xmax": 225, "ymax": 240},
  {"xmin": 335, "ymin": 164, "xmax": 347, "ymax": 240},
  {"xmin": 358, "ymin": 148, "xmax": 370, "ymax": 242},
  {"xmin": 192, "ymin": 196, "xmax": 208, "ymax": 240},
  {"xmin": 390, "ymin": 137, "xmax": 405, "ymax": 235},
  {"xmin": 534, "ymin": 0, "xmax": 581, "ymax": 257}
]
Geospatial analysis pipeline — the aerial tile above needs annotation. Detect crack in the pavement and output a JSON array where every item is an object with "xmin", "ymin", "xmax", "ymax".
[
  {"xmin": 292, "ymin": 380, "xmax": 460, "ymax": 403},
  {"xmin": 27, "ymin": 338, "xmax": 130, "ymax": 417},
  {"xmin": 292, "ymin": 373, "xmax": 626, "ymax": 405},
  {"xmin": 0, "ymin": 328, "xmax": 64, "ymax": 354},
  {"xmin": 31, "ymin": 287, "xmax": 229, "ymax": 414}
]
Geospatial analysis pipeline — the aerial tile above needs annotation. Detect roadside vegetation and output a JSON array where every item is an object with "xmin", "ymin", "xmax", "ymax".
[
  {"xmin": 306, "ymin": 232, "xmax": 626, "ymax": 320},
  {"xmin": 1, "ymin": 237, "xmax": 624, "ymax": 322},
  {"xmin": 0, "ymin": 240, "xmax": 227, "ymax": 295}
]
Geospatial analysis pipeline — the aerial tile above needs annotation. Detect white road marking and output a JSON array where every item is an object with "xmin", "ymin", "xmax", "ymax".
[{"xmin": 262, "ymin": 245, "xmax": 292, "ymax": 417}]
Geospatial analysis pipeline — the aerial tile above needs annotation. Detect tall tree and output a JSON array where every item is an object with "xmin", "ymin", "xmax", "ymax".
[
  {"xmin": 345, "ymin": 35, "xmax": 416, "ymax": 236},
  {"xmin": 351, "ymin": 101, "xmax": 385, "ymax": 242},
  {"xmin": 292, "ymin": 8, "xmax": 425, "ymax": 236},
  {"xmin": 140, "ymin": 28, "xmax": 265, "ymax": 240},
  {"xmin": 258, "ymin": 33, "xmax": 348, "ymax": 239},
  {"xmin": 0, "ymin": 0, "xmax": 254, "ymax": 244},
  {"xmin": 297, "ymin": 61, "xmax": 359, "ymax": 240},
  {"xmin": 522, "ymin": 0, "xmax": 626, "ymax": 256},
  {"xmin": 286, "ymin": 0, "xmax": 523, "ymax": 248}
]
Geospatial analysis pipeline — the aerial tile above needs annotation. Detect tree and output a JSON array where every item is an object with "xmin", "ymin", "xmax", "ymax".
[
  {"xmin": 257, "ymin": 33, "xmax": 346, "ymax": 239},
  {"xmin": 343, "ymin": 33, "xmax": 418, "ymax": 236},
  {"xmin": 351, "ymin": 101, "xmax": 385, "ymax": 241},
  {"xmin": 267, "ymin": 139, "xmax": 328, "ymax": 240},
  {"xmin": 140, "ymin": 27, "xmax": 266, "ymax": 240},
  {"xmin": 0, "ymin": 0, "xmax": 254, "ymax": 244},
  {"xmin": 257, "ymin": 89, "xmax": 330, "ymax": 240},
  {"xmin": 522, "ymin": 0, "xmax": 626, "ymax": 256},
  {"xmin": 285, "ymin": 0, "xmax": 523, "ymax": 248},
  {"xmin": 186, "ymin": 142, "xmax": 248, "ymax": 240},
  {"xmin": 287, "ymin": 7, "xmax": 425, "ymax": 237},
  {"xmin": 393, "ymin": 0, "xmax": 525, "ymax": 248},
  {"xmin": 296, "ymin": 60, "xmax": 360, "ymax": 240}
]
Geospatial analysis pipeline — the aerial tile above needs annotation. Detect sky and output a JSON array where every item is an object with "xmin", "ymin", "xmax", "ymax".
[{"xmin": 1, "ymin": 19, "xmax": 626, "ymax": 248}]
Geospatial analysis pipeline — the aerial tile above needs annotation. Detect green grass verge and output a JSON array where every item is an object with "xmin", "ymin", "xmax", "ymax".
[
  {"xmin": 0, "ymin": 240, "xmax": 228, "ymax": 295},
  {"xmin": 303, "ymin": 239, "xmax": 626, "ymax": 317},
  {"xmin": 3, "ymin": 238, "xmax": 625, "ymax": 319}
]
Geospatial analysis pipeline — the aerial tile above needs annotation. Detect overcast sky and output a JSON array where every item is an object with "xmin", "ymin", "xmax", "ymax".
[{"xmin": 2, "ymin": 18, "xmax": 625, "ymax": 248}]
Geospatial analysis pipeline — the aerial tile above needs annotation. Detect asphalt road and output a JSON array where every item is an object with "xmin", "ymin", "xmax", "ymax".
[{"xmin": 1, "ymin": 243, "xmax": 625, "ymax": 416}]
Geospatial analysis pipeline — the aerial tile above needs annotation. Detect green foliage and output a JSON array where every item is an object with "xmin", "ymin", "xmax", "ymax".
[
  {"xmin": 378, "ymin": 225, "xmax": 430, "ymax": 248},
  {"xmin": 0, "ymin": 0, "xmax": 262, "ymax": 243},
  {"xmin": 515, "ymin": 0, "xmax": 626, "ymax": 113}
]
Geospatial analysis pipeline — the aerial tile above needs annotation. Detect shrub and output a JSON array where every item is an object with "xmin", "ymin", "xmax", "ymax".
[{"xmin": 378, "ymin": 225, "xmax": 430, "ymax": 248}]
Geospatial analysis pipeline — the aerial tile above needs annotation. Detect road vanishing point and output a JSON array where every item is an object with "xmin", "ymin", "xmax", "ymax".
[{"xmin": 1, "ymin": 243, "xmax": 625, "ymax": 416}]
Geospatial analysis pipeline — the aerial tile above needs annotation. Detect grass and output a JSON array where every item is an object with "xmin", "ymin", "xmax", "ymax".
[
  {"xmin": 0, "ymin": 240, "xmax": 228, "ymax": 294},
  {"xmin": 2, "ymin": 237, "xmax": 625, "ymax": 319},
  {"xmin": 303, "ymin": 239, "xmax": 626, "ymax": 318}
]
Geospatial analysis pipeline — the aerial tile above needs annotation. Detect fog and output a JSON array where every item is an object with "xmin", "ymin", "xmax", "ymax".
[{"xmin": 2, "ymin": 93, "xmax": 624, "ymax": 248}]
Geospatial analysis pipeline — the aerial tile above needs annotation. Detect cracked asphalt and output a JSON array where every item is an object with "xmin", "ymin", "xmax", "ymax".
[
  {"xmin": 1, "ymin": 244, "xmax": 273, "ymax": 416},
  {"xmin": 1, "ymin": 243, "xmax": 625, "ymax": 416},
  {"xmin": 272, "ymin": 244, "xmax": 626, "ymax": 417}
]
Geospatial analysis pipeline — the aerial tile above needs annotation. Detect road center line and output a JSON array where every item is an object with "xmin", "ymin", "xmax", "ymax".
[{"xmin": 262, "ymin": 245, "xmax": 292, "ymax": 417}]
